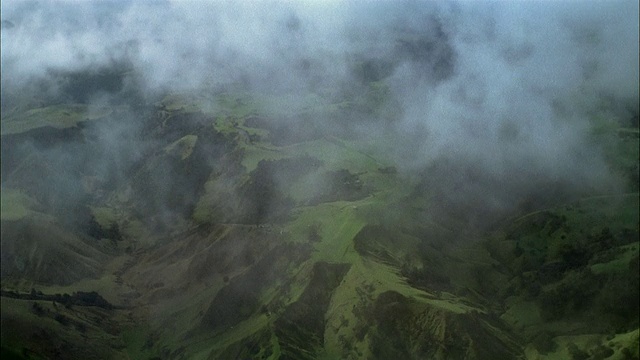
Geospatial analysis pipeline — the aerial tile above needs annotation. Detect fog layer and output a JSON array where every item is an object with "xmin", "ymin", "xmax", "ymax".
[{"xmin": 2, "ymin": 0, "xmax": 638, "ymax": 225}]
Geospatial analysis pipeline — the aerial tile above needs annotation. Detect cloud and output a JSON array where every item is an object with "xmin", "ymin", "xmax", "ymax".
[{"xmin": 1, "ymin": 0, "xmax": 637, "ymax": 225}]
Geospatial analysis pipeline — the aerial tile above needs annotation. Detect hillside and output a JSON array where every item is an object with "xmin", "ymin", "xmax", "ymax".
[{"xmin": 1, "ymin": 85, "xmax": 638, "ymax": 359}]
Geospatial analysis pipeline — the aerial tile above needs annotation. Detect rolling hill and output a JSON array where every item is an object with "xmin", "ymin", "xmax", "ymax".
[{"xmin": 1, "ymin": 83, "xmax": 638, "ymax": 360}]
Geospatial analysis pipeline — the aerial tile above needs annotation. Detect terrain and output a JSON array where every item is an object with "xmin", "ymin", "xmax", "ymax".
[
  {"xmin": 2, "ymin": 0, "xmax": 640, "ymax": 348},
  {"xmin": 1, "ymin": 75, "xmax": 638, "ymax": 360}
]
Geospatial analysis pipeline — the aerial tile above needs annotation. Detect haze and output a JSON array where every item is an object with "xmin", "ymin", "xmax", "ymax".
[{"xmin": 2, "ymin": 0, "xmax": 639, "ymax": 224}]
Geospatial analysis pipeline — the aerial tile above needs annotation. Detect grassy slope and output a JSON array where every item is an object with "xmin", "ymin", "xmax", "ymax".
[
  {"xmin": 0, "ymin": 189, "xmax": 40, "ymax": 221},
  {"xmin": 0, "ymin": 297, "xmax": 129, "ymax": 360},
  {"xmin": 111, "ymin": 91, "xmax": 475, "ymax": 359},
  {"xmin": 173, "ymin": 92, "xmax": 520, "ymax": 359},
  {"xmin": 485, "ymin": 194, "xmax": 639, "ymax": 359},
  {"xmin": 1, "ymin": 104, "xmax": 114, "ymax": 135}
]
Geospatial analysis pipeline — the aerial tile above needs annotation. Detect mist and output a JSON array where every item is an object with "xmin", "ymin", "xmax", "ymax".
[{"xmin": 2, "ymin": 0, "xmax": 638, "ymax": 228}]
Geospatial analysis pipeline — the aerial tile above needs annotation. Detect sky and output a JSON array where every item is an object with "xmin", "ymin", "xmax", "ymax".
[{"xmin": 1, "ymin": 0, "xmax": 638, "ymax": 225}]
